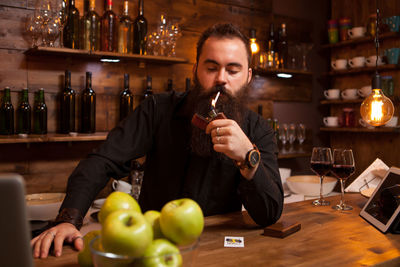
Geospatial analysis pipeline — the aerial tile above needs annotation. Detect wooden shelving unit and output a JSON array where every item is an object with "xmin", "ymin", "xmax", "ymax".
[
  {"xmin": 324, "ymin": 64, "xmax": 400, "ymax": 76},
  {"xmin": 320, "ymin": 99, "xmax": 363, "ymax": 105},
  {"xmin": 0, "ymin": 132, "xmax": 108, "ymax": 144},
  {"xmin": 24, "ymin": 47, "xmax": 188, "ymax": 64},
  {"xmin": 320, "ymin": 127, "xmax": 400, "ymax": 133},
  {"xmin": 321, "ymin": 31, "xmax": 400, "ymax": 49},
  {"xmin": 253, "ymin": 67, "xmax": 312, "ymax": 76}
]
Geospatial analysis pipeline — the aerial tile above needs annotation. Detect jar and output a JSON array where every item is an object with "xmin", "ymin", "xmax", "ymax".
[
  {"xmin": 366, "ymin": 14, "xmax": 377, "ymax": 37},
  {"xmin": 341, "ymin": 108, "xmax": 355, "ymax": 127},
  {"xmin": 381, "ymin": 76, "xmax": 394, "ymax": 96},
  {"xmin": 339, "ymin": 17, "xmax": 352, "ymax": 41},
  {"xmin": 328, "ymin": 19, "xmax": 339, "ymax": 44}
]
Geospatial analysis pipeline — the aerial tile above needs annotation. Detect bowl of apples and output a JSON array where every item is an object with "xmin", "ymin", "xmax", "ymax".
[{"xmin": 81, "ymin": 192, "xmax": 203, "ymax": 267}]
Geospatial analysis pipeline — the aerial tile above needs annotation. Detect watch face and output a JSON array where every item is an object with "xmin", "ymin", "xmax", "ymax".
[{"xmin": 249, "ymin": 150, "xmax": 260, "ymax": 167}]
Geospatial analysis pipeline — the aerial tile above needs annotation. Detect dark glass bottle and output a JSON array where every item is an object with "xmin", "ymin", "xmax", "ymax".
[
  {"xmin": 144, "ymin": 76, "xmax": 153, "ymax": 98},
  {"xmin": 120, "ymin": 73, "xmax": 134, "ymax": 121},
  {"xmin": 133, "ymin": 0, "xmax": 147, "ymax": 55},
  {"xmin": 33, "ymin": 88, "xmax": 47, "ymax": 134},
  {"xmin": 267, "ymin": 23, "xmax": 277, "ymax": 68},
  {"xmin": 167, "ymin": 79, "xmax": 174, "ymax": 92},
  {"xmin": 278, "ymin": 23, "xmax": 288, "ymax": 69},
  {"xmin": 16, "ymin": 88, "xmax": 31, "ymax": 134},
  {"xmin": 257, "ymin": 104, "xmax": 263, "ymax": 117},
  {"xmin": 0, "ymin": 87, "xmax": 14, "ymax": 135},
  {"xmin": 185, "ymin": 78, "xmax": 191, "ymax": 92},
  {"xmin": 101, "ymin": 0, "xmax": 117, "ymax": 52},
  {"xmin": 60, "ymin": 70, "xmax": 76, "ymax": 133},
  {"xmin": 82, "ymin": 0, "xmax": 100, "ymax": 51},
  {"xmin": 81, "ymin": 72, "xmax": 96, "ymax": 133},
  {"xmin": 63, "ymin": 0, "xmax": 80, "ymax": 49},
  {"xmin": 118, "ymin": 0, "xmax": 133, "ymax": 53}
]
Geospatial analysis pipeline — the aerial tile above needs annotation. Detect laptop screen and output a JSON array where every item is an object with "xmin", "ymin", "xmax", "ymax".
[{"xmin": 0, "ymin": 173, "xmax": 33, "ymax": 267}]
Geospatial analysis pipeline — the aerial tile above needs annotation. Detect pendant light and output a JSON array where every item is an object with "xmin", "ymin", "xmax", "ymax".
[{"xmin": 360, "ymin": 0, "xmax": 394, "ymax": 126}]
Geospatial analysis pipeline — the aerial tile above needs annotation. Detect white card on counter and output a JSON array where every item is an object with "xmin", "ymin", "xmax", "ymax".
[{"xmin": 224, "ymin": 236, "xmax": 244, "ymax": 247}]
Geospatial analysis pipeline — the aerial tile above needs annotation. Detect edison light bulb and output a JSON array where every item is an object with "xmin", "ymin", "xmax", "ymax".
[
  {"xmin": 250, "ymin": 38, "xmax": 259, "ymax": 54},
  {"xmin": 360, "ymin": 88, "xmax": 394, "ymax": 126}
]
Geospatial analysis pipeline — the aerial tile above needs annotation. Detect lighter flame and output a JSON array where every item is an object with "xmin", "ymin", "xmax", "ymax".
[
  {"xmin": 211, "ymin": 91, "xmax": 220, "ymax": 108},
  {"xmin": 370, "ymin": 98, "xmax": 383, "ymax": 121}
]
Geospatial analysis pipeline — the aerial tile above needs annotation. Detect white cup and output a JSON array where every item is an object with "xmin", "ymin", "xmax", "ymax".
[
  {"xmin": 359, "ymin": 118, "xmax": 375, "ymax": 129},
  {"xmin": 348, "ymin": 56, "xmax": 366, "ymax": 68},
  {"xmin": 324, "ymin": 89, "xmax": 340, "ymax": 100},
  {"xmin": 112, "ymin": 180, "xmax": 132, "ymax": 194},
  {"xmin": 331, "ymin": 59, "xmax": 347, "ymax": 70},
  {"xmin": 384, "ymin": 116, "xmax": 398, "ymax": 127},
  {"xmin": 357, "ymin": 85, "xmax": 372, "ymax": 98},
  {"xmin": 365, "ymin": 55, "xmax": 383, "ymax": 67},
  {"xmin": 341, "ymin": 88, "xmax": 358, "ymax": 100},
  {"xmin": 348, "ymin": 26, "xmax": 366, "ymax": 39},
  {"xmin": 323, "ymin": 116, "xmax": 339, "ymax": 127}
]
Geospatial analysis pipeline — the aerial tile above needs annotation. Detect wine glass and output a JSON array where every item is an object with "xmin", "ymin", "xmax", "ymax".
[
  {"xmin": 296, "ymin": 123, "xmax": 306, "ymax": 145},
  {"xmin": 45, "ymin": 16, "xmax": 60, "ymax": 47},
  {"xmin": 25, "ymin": 15, "xmax": 42, "ymax": 47},
  {"xmin": 300, "ymin": 43, "xmax": 314, "ymax": 71},
  {"xmin": 310, "ymin": 147, "xmax": 333, "ymax": 206},
  {"xmin": 54, "ymin": 0, "xmax": 67, "ymax": 47},
  {"xmin": 331, "ymin": 149, "xmax": 355, "ymax": 210},
  {"xmin": 288, "ymin": 123, "xmax": 296, "ymax": 145},
  {"xmin": 278, "ymin": 123, "xmax": 288, "ymax": 146}
]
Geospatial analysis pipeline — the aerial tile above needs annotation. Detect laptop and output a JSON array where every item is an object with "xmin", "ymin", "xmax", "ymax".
[{"xmin": 0, "ymin": 173, "xmax": 34, "ymax": 267}]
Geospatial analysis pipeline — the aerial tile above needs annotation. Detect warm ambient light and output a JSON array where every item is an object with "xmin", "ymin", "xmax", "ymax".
[
  {"xmin": 360, "ymin": 74, "xmax": 394, "ymax": 126},
  {"xmin": 249, "ymin": 29, "xmax": 259, "ymax": 54},
  {"xmin": 277, "ymin": 73, "xmax": 292, "ymax": 78},
  {"xmin": 100, "ymin": 58, "xmax": 120, "ymax": 63}
]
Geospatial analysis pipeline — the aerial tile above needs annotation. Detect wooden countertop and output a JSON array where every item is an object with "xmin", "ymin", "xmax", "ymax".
[{"xmin": 34, "ymin": 194, "xmax": 400, "ymax": 267}]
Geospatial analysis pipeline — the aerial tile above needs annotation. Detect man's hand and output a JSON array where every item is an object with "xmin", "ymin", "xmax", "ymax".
[
  {"xmin": 31, "ymin": 223, "xmax": 83, "ymax": 258},
  {"xmin": 206, "ymin": 119, "xmax": 258, "ymax": 179}
]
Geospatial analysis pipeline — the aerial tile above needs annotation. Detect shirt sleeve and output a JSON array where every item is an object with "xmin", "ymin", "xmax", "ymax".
[
  {"xmin": 59, "ymin": 96, "xmax": 157, "ymax": 219},
  {"xmin": 237, "ymin": 117, "xmax": 283, "ymax": 227}
]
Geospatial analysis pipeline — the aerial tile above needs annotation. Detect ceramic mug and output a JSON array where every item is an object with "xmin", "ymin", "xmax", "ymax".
[
  {"xmin": 323, "ymin": 116, "xmax": 339, "ymax": 127},
  {"xmin": 357, "ymin": 85, "xmax": 372, "ymax": 98},
  {"xmin": 359, "ymin": 118, "xmax": 375, "ymax": 129},
  {"xmin": 331, "ymin": 59, "xmax": 347, "ymax": 70},
  {"xmin": 365, "ymin": 55, "xmax": 383, "ymax": 67},
  {"xmin": 324, "ymin": 89, "xmax": 340, "ymax": 100},
  {"xmin": 348, "ymin": 26, "xmax": 366, "ymax": 38},
  {"xmin": 341, "ymin": 88, "xmax": 358, "ymax": 99},
  {"xmin": 384, "ymin": 48, "xmax": 400, "ymax": 65},
  {"xmin": 112, "ymin": 180, "xmax": 132, "ymax": 194},
  {"xmin": 382, "ymin": 16, "xmax": 400, "ymax": 32},
  {"xmin": 384, "ymin": 116, "xmax": 398, "ymax": 127},
  {"xmin": 348, "ymin": 56, "xmax": 365, "ymax": 68}
]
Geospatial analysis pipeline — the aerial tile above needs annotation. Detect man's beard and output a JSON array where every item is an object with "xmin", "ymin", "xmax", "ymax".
[{"xmin": 186, "ymin": 76, "xmax": 249, "ymax": 158}]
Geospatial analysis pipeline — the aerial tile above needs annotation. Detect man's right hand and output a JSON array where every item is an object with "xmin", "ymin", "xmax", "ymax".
[{"xmin": 31, "ymin": 222, "xmax": 84, "ymax": 258}]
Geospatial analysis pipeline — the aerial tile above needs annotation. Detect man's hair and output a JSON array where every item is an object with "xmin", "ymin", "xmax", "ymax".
[{"xmin": 196, "ymin": 23, "xmax": 251, "ymax": 67}]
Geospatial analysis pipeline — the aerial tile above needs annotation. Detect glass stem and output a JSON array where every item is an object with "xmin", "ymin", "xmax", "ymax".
[
  {"xmin": 340, "ymin": 178, "xmax": 345, "ymax": 207},
  {"xmin": 319, "ymin": 175, "xmax": 324, "ymax": 201}
]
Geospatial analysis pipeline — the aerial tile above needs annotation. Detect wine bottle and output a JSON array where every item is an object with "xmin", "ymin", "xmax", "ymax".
[
  {"xmin": 118, "ymin": 0, "xmax": 133, "ymax": 53},
  {"xmin": 0, "ymin": 87, "xmax": 14, "ymax": 135},
  {"xmin": 278, "ymin": 23, "xmax": 288, "ymax": 69},
  {"xmin": 257, "ymin": 104, "xmax": 263, "ymax": 116},
  {"xmin": 144, "ymin": 75, "xmax": 153, "ymax": 98},
  {"xmin": 133, "ymin": 0, "xmax": 147, "ymax": 55},
  {"xmin": 266, "ymin": 23, "xmax": 277, "ymax": 68},
  {"xmin": 101, "ymin": 0, "xmax": 118, "ymax": 52},
  {"xmin": 63, "ymin": 0, "xmax": 80, "ymax": 49},
  {"xmin": 33, "ymin": 88, "xmax": 47, "ymax": 134},
  {"xmin": 81, "ymin": 72, "xmax": 96, "ymax": 133},
  {"xmin": 185, "ymin": 78, "xmax": 191, "ymax": 92},
  {"xmin": 60, "ymin": 70, "xmax": 76, "ymax": 133},
  {"xmin": 120, "ymin": 73, "xmax": 134, "ymax": 121},
  {"xmin": 16, "ymin": 88, "xmax": 31, "ymax": 134},
  {"xmin": 82, "ymin": 0, "xmax": 100, "ymax": 51},
  {"xmin": 167, "ymin": 79, "xmax": 174, "ymax": 92}
]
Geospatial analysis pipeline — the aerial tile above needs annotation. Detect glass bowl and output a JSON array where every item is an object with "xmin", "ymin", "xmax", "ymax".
[{"xmin": 90, "ymin": 235, "xmax": 199, "ymax": 267}]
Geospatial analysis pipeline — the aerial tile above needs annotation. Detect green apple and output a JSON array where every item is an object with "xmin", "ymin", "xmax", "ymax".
[
  {"xmin": 98, "ymin": 191, "xmax": 141, "ymax": 224},
  {"xmin": 101, "ymin": 209, "xmax": 153, "ymax": 257},
  {"xmin": 77, "ymin": 230, "xmax": 101, "ymax": 267},
  {"xmin": 135, "ymin": 239, "xmax": 182, "ymax": 267},
  {"xmin": 144, "ymin": 210, "xmax": 165, "ymax": 239},
  {"xmin": 160, "ymin": 198, "xmax": 204, "ymax": 245}
]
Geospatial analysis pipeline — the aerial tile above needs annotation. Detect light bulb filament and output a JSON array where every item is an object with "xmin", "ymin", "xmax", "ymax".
[
  {"xmin": 371, "ymin": 99, "xmax": 383, "ymax": 121},
  {"xmin": 250, "ymin": 38, "xmax": 259, "ymax": 54}
]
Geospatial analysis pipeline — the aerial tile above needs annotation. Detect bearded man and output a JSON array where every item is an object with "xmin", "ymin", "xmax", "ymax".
[{"xmin": 31, "ymin": 23, "xmax": 283, "ymax": 258}]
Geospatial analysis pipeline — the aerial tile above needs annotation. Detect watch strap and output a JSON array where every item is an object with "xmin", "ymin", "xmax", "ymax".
[{"xmin": 234, "ymin": 144, "xmax": 259, "ymax": 170}]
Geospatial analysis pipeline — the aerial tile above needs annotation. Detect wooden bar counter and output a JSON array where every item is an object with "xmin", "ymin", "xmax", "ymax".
[{"xmin": 34, "ymin": 194, "xmax": 400, "ymax": 267}]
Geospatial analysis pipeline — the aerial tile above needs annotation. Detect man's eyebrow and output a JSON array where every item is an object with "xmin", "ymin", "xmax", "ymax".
[{"xmin": 203, "ymin": 59, "xmax": 243, "ymax": 68}]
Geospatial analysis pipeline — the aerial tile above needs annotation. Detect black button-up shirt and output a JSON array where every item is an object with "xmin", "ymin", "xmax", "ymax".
[{"xmin": 61, "ymin": 91, "xmax": 283, "ymax": 227}]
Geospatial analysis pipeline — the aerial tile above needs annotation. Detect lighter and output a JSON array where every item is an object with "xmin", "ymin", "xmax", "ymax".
[{"xmin": 191, "ymin": 90, "xmax": 227, "ymax": 130}]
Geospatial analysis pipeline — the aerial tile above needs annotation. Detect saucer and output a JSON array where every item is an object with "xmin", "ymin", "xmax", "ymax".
[{"xmin": 324, "ymin": 124, "xmax": 339, "ymax": 127}]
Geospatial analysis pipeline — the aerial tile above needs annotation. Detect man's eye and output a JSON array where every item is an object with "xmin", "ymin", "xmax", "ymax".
[
  {"xmin": 207, "ymin": 68, "xmax": 217, "ymax": 72},
  {"xmin": 228, "ymin": 70, "xmax": 239, "ymax": 75}
]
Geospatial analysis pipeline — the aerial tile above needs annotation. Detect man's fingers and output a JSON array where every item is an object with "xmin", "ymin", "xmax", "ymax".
[
  {"xmin": 39, "ymin": 232, "xmax": 55, "ymax": 258},
  {"xmin": 73, "ymin": 235, "xmax": 84, "ymax": 251},
  {"xmin": 53, "ymin": 233, "xmax": 65, "ymax": 257}
]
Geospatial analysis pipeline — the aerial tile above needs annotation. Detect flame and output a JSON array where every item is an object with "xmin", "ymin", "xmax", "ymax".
[{"xmin": 211, "ymin": 91, "xmax": 220, "ymax": 108}]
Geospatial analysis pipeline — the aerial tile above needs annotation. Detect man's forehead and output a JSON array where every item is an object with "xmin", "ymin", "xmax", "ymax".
[{"xmin": 199, "ymin": 36, "xmax": 248, "ymax": 65}]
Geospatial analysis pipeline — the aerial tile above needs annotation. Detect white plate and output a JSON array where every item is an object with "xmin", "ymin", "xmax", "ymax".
[
  {"xmin": 92, "ymin": 198, "xmax": 106, "ymax": 209},
  {"xmin": 26, "ymin": 193, "xmax": 65, "ymax": 221}
]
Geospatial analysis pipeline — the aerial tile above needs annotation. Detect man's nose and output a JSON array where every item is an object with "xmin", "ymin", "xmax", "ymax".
[{"xmin": 215, "ymin": 69, "xmax": 227, "ymax": 85}]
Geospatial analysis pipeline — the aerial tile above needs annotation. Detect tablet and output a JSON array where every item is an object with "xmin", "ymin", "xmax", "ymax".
[{"xmin": 360, "ymin": 167, "xmax": 400, "ymax": 233}]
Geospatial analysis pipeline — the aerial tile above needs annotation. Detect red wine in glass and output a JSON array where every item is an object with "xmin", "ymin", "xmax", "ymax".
[
  {"xmin": 310, "ymin": 147, "xmax": 333, "ymax": 206},
  {"xmin": 331, "ymin": 149, "xmax": 355, "ymax": 210},
  {"xmin": 310, "ymin": 162, "xmax": 332, "ymax": 177},
  {"xmin": 331, "ymin": 165, "xmax": 355, "ymax": 180}
]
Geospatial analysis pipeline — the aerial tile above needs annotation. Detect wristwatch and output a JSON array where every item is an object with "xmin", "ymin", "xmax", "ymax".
[{"xmin": 235, "ymin": 144, "xmax": 260, "ymax": 170}]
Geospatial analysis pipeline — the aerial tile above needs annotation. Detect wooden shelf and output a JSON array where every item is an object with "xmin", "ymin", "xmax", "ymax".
[
  {"xmin": 278, "ymin": 149, "xmax": 311, "ymax": 159},
  {"xmin": 24, "ymin": 47, "xmax": 188, "ymax": 64},
  {"xmin": 320, "ymin": 127, "xmax": 400, "ymax": 133},
  {"xmin": 324, "ymin": 64, "xmax": 400, "ymax": 76},
  {"xmin": 321, "ymin": 31, "xmax": 400, "ymax": 49},
  {"xmin": 0, "ymin": 132, "xmax": 108, "ymax": 144},
  {"xmin": 253, "ymin": 67, "xmax": 312, "ymax": 76},
  {"xmin": 320, "ymin": 99, "xmax": 363, "ymax": 104}
]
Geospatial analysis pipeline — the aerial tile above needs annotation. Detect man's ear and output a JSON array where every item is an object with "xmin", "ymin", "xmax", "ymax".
[{"xmin": 247, "ymin": 68, "xmax": 252, "ymax": 84}]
